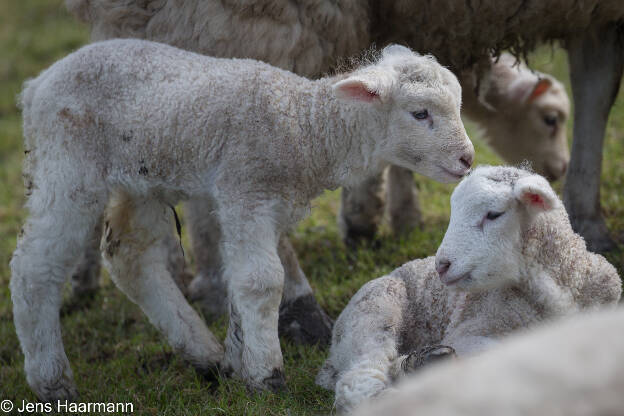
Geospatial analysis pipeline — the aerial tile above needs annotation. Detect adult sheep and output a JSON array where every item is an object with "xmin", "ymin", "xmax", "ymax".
[
  {"xmin": 64, "ymin": 0, "xmax": 574, "ymax": 343},
  {"xmin": 11, "ymin": 41, "xmax": 473, "ymax": 400},
  {"xmin": 317, "ymin": 165, "xmax": 621, "ymax": 412},
  {"xmin": 351, "ymin": 307, "xmax": 624, "ymax": 416}
]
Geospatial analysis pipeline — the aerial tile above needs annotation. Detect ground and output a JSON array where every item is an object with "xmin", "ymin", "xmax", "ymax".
[{"xmin": 0, "ymin": 1, "xmax": 622, "ymax": 414}]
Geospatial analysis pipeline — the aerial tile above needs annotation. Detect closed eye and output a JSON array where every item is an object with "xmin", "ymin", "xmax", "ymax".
[
  {"xmin": 486, "ymin": 211, "xmax": 504, "ymax": 221},
  {"xmin": 412, "ymin": 110, "xmax": 428, "ymax": 120}
]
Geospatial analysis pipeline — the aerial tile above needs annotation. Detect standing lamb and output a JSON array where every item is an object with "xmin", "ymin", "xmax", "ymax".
[
  {"xmin": 11, "ymin": 40, "xmax": 474, "ymax": 400},
  {"xmin": 317, "ymin": 166, "xmax": 621, "ymax": 413},
  {"xmin": 351, "ymin": 307, "xmax": 624, "ymax": 416},
  {"xmin": 64, "ymin": 0, "xmax": 573, "ymax": 341}
]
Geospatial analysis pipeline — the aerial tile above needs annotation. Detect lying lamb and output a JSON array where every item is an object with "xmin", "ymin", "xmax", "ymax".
[
  {"xmin": 11, "ymin": 40, "xmax": 474, "ymax": 400},
  {"xmin": 351, "ymin": 307, "xmax": 624, "ymax": 416},
  {"xmin": 317, "ymin": 166, "xmax": 621, "ymax": 413}
]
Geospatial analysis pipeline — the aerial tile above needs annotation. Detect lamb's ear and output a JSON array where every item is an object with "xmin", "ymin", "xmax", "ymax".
[
  {"xmin": 506, "ymin": 76, "xmax": 552, "ymax": 105},
  {"xmin": 333, "ymin": 77, "xmax": 380, "ymax": 103},
  {"xmin": 527, "ymin": 77, "xmax": 552, "ymax": 102},
  {"xmin": 513, "ymin": 175, "xmax": 559, "ymax": 215}
]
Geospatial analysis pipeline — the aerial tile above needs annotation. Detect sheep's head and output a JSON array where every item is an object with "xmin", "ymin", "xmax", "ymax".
[
  {"xmin": 481, "ymin": 55, "xmax": 570, "ymax": 181},
  {"xmin": 435, "ymin": 165, "xmax": 562, "ymax": 292},
  {"xmin": 333, "ymin": 45, "xmax": 474, "ymax": 184}
]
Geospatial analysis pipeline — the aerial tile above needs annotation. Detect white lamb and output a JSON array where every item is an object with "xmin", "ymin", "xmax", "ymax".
[
  {"xmin": 351, "ymin": 307, "xmax": 624, "ymax": 416},
  {"xmin": 317, "ymin": 166, "xmax": 621, "ymax": 413},
  {"xmin": 11, "ymin": 40, "xmax": 474, "ymax": 400}
]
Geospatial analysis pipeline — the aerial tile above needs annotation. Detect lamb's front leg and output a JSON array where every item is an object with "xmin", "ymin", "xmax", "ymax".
[
  {"xmin": 219, "ymin": 206, "xmax": 285, "ymax": 391},
  {"xmin": 317, "ymin": 276, "xmax": 409, "ymax": 413}
]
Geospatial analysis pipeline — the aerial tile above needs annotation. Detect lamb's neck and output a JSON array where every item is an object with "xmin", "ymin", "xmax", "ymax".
[
  {"xmin": 301, "ymin": 76, "xmax": 385, "ymax": 191},
  {"xmin": 518, "ymin": 209, "xmax": 588, "ymax": 314}
]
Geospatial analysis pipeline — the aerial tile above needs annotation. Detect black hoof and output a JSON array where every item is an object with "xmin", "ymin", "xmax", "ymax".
[
  {"xmin": 262, "ymin": 368, "xmax": 286, "ymax": 393},
  {"xmin": 402, "ymin": 344, "xmax": 456, "ymax": 373},
  {"xmin": 278, "ymin": 294, "xmax": 333, "ymax": 346}
]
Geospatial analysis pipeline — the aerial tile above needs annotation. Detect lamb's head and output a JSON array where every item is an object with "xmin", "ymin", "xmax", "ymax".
[
  {"xmin": 333, "ymin": 45, "xmax": 474, "ymax": 184},
  {"xmin": 435, "ymin": 165, "xmax": 564, "ymax": 292},
  {"xmin": 482, "ymin": 55, "xmax": 570, "ymax": 181}
]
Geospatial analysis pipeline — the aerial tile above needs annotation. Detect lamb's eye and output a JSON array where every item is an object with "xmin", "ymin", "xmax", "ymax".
[
  {"xmin": 412, "ymin": 110, "xmax": 429, "ymax": 120},
  {"xmin": 543, "ymin": 114, "xmax": 557, "ymax": 127},
  {"xmin": 486, "ymin": 211, "xmax": 504, "ymax": 221}
]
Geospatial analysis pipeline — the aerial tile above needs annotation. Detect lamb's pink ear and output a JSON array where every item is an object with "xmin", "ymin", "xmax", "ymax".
[
  {"xmin": 528, "ymin": 78, "xmax": 552, "ymax": 102},
  {"xmin": 333, "ymin": 78, "xmax": 379, "ymax": 102},
  {"xmin": 513, "ymin": 175, "xmax": 559, "ymax": 215}
]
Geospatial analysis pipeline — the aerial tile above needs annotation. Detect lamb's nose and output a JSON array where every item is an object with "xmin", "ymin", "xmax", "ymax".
[
  {"xmin": 459, "ymin": 153, "xmax": 473, "ymax": 170},
  {"xmin": 435, "ymin": 258, "xmax": 451, "ymax": 277}
]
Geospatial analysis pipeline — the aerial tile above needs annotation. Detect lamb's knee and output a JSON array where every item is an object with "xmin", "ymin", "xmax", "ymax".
[
  {"xmin": 335, "ymin": 367, "xmax": 390, "ymax": 414},
  {"xmin": 228, "ymin": 250, "xmax": 284, "ymax": 301}
]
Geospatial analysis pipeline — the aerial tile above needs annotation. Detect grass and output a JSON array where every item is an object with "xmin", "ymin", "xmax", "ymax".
[{"xmin": 0, "ymin": 1, "xmax": 622, "ymax": 414}]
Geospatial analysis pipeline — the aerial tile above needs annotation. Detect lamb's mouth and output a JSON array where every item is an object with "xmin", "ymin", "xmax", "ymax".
[
  {"xmin": 441, "ymin": 272, "xmax": 471, "ymax": 286},
  {"xmin": 439, "ymin": 165, "xmax": 470, "ymax": 181}
]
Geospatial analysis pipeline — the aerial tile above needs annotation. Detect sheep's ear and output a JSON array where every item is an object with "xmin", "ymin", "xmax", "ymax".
[
  {"xmin": 528, "ymin": 78, "xmax": 552, "ymax": 102},
  {"xmin": 333, "ymin": 78, "xmax": 380, "ymax": 103},
  {"xmin": 513, "ymin": 175, "xmax": 559, "ymax": 214}
]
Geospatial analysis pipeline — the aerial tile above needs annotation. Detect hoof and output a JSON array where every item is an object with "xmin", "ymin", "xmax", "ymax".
[
  {"xmin": 278, "ymin": 294, "xmax": 333, "ymax": 346},
  {"xmin": 262, "ymin": 368, "xmax": 286, "ymax": 393},
  {"xmin": 195, "ymin": 363, "xmax": 224, "ymax": 391},
  {"xmin": 33, "ymin": 379, "xmax": 78, "ymax": 403},
  {"xmin": 402, "ymin": 345, "xmax": 456, "ymax": 373}
]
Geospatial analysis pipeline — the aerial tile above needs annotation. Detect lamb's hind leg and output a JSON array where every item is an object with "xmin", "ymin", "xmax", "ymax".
[
  {"xmin": 70, "ymin": 219, "xmax": 102, "ymax": 298},
  {"xmin": 278, "ymin": 236, "xmax": 333, "ymax": 346},
  {"xmin": 565, "ymin": 23, "xmax": 624, "ymax": 252},
  {"xmin": 339, "ymin": 171, "xmax": 386, "ymax": 247},
  {"xmin": 101, "ymin": 194, "xmax": 223, "ymax": 376},
  {"xmin": 185, "ymin": 196, "xmax": 229, "ymax": 319},
  {"xmin": 11, "ymin": 187, "xmax": 105, "ymax": 401}
]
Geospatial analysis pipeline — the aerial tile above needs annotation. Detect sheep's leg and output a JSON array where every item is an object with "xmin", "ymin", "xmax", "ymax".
[
  {"xmin": 339, "ymin": 171, "xmax": 386, "ymax": 247},
  {"xmin": 386, "ymin": 165, "xmax": 422, "ymax": 234},
  {"xmin": 185, "ymin": 197, "xmax": 229, "ymax": 319},
  {"xmin": 11, "ymin": 189, "xmax": 106, "ymax": 401},
  {"xmin": 70, "ymin": 219, "xmax": 102, "ymax": 297},
  {"xmin": 219, "ymin": 207, "xmax": 285, "ymax": 391},
  {"xmin": 101, "ymin": 195, "xmax": 223, "ymax": 376},
  {"xmin": 278, "ymin": 235, "xmax": 333, "ymax": 346},
  {"xmin": 565, "ymin": 23, "xmax": 624, "ymax": 252}
]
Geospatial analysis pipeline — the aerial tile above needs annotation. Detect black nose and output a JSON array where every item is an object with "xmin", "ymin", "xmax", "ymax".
[
  {"xmin": 436, "ymin": 258, "xmax": 451, "ymax": 276},
  {"xmin": 459, "ymin": 153, "xmax": 473, "ymax": 170}
]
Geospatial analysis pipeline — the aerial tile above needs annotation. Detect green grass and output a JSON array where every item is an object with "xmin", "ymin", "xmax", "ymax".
[{"xmin": 0, "ymin": 1, "xmax": 622, "ymax": 414}]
